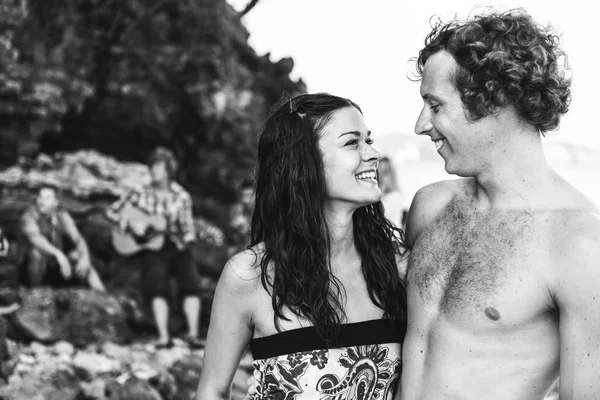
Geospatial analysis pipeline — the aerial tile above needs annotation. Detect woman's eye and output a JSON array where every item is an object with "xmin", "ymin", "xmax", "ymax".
[{"xmin": 345, "ymin": 139, "xmax": 358, "ymax": 146}]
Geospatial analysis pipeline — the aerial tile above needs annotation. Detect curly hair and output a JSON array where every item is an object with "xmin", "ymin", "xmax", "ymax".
[
  {"xmin": 415, "ymin": 8, "xmax": 571, "ymax": 133},
  {"xmin": 251, "ymin": 93, "xmax": 407, "ymax": 341},
  {"xmin": 147, "ymin": 146, "xmax": 178, "ymax": 179}
]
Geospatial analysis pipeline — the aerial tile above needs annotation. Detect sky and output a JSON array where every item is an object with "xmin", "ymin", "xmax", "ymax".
[{"xmin": 226, "ymin": 0, "xmax": 599, "ymax": 149}]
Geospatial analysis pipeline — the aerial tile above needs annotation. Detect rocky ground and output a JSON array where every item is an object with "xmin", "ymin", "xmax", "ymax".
[
  {"xmin": 0, "ymin": 334, "xmax": 253, "ymax": 400},
  {"xmin": 0, "ymin": 287, "xmax": 253, "ymax": 400}
]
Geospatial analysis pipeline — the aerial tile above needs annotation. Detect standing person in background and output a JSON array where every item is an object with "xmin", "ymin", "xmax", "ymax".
[
  {"xmin": 379, "ymin": 156, "xmax": 408, "ymax": 228},
  {"xmin": 227, "ymin": 178, "xmax": 254, "ymax": 256},
  {"xmin": 106, "ymin": 147, "xmax": 204, "ymax": 349},
  {"xmin": 196, "ymin": 93, "xmax": 407, "ymax": 400},
  {"xmin": 18, "ymin": 185, "xmax": 105, "ymax": 292},
  {"xmin": 398, "ymin": 8, "xmax": 600, "ymax": 400}
]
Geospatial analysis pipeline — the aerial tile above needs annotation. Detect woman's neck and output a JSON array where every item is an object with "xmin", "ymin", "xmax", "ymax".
[{"xmin": 325, "ymin": 208, "xmax": 357, "ymax": 263}]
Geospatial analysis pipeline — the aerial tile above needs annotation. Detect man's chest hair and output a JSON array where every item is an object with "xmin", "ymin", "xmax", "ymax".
[{"xmin": 407, "ymin": 200, "xmax": 537, "ymax": 312}]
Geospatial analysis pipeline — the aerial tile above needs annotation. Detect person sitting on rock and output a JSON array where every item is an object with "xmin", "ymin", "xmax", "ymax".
[{"xmin": 17, "ymin": 184, "xmax": 105, "ymax": 292}]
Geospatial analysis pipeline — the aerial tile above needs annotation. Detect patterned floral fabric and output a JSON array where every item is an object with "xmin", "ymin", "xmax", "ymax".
[{"xmin": 252, "ymin": 342, "xmax": 401, "ymax": 400}]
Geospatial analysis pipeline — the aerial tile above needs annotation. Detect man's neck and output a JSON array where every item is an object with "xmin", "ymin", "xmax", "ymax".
[
  {"xmin": 151, "ymin": 180, "xmax": 172, "ymax": 190},
  {"xmin": 36, "ymin": 207, "xmax": 56, "ymax": 217},
  {"xmin": 470, "ymin": 131, "xmax": 558, "ymax": 210}
]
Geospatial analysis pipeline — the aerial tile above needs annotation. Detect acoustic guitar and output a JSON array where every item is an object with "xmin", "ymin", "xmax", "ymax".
[{"xmin": 111, "ymin": 205, "xmax": 168, "ymax": 256}]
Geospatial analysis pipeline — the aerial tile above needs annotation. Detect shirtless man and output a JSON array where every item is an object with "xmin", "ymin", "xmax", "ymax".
[{"xmin": 398, "ymin": 9, "xmax": 600, "ymax": 400}]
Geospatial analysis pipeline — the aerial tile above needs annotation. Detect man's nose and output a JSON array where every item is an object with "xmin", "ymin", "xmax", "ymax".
[{"xmin": 415, "ymin": 107, "xmax": 433, "ymax": 136}]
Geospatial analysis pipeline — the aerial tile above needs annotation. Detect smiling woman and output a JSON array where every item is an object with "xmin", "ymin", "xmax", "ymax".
[
  {"xmin": 195, "ymin": 93, "xmax": 408, "ymax": 400},
  {"xmin": 319, "ymin": 106, "xmax": 382, "ymax": 206}
]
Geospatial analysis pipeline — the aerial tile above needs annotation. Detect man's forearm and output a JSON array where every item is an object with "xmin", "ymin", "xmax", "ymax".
[
  {"xmin": 27, "ymin": 234, "xmax": 62, "ymax": 258},
  {"xmin": 73, "ymin": 237, "xmax": 91, "ymax": 263}
]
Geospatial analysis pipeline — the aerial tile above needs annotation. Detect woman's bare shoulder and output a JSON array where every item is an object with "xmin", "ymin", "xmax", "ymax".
[{"xmin": 219, "ymin": 244, "xmax": 265, "ymax": 294}]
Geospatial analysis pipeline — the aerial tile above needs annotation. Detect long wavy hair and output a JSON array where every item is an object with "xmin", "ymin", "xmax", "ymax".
[
  {"xmin": 415, "ymin": 8, "xmax": 571, "ymax": 133},
  {"xmin": 250, "ymin": 93, "xmax": 407, "ymax": 341}
]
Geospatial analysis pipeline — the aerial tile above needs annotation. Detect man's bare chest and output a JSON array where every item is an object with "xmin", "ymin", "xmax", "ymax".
[{"xmin": 407, "ymin": 204, "xmax": 539, "ymax": 316}]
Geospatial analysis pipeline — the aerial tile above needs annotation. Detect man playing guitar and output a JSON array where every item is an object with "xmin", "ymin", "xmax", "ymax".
[{"xmin": 106, "ymin": 147, "xmax": 203, "ymax": 349}]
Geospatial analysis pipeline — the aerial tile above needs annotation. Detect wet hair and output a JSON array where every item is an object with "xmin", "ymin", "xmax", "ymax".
[
  {"xmin": 251, "ymin": 92, "xmax": 407, "ymax": 340},
  {"xmin": 147, "ymin": 146, "xmax": 178, "ymax": 179},
  {"xmin": 415, "ymin": 8, "xmax": 571, "ymax": 133}
]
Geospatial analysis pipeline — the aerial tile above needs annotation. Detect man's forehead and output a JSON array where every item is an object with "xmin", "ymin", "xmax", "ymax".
[
  {"xmin": 39, "ymin": 187, "xmax": 57, "ymax": 197},
  {"xmin": 420, "ymin": 51, "xmax": 457, "ymax": 99}
]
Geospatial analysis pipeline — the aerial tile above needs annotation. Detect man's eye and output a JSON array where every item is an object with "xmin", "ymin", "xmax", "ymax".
[
  {"xmin": 366, "ymin": 138, "xmax": 374, "ymax": 145},
  {"xmin": 430, "ymin": 104, "xmax": 440, "ymax": 113}
]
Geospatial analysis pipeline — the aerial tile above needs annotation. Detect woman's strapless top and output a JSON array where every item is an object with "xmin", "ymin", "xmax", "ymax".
[{"xmin": 250, "ymin": 319, "xmax": 405, "ymax": 400}]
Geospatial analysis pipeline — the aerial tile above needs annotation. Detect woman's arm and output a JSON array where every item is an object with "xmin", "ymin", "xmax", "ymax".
[
  {"xmin": 196, "ymin": 250, "xmax": 260, "ymax": 400},
  {"xmin": 396, "ymin": 250, "xmax": 409, "ymax": 281}
]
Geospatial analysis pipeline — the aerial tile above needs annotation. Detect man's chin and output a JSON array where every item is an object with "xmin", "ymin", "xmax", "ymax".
[{"xmin": 442, "ymin": 160, "xmax": 464, "ymax": 177}]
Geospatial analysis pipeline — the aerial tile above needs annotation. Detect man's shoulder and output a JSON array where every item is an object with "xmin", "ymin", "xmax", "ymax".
[
  {"xmin": 20, "ymin": 204, "xmax": 37, "ymax": 218},
  {"xmin": 169, "ymin": 181, "xmax": 191, "ymax": 199},
  {"xmin": 547, "ymin": 211, "xmax": 600, "ymax": 304},
  {"xmin": 18, "ymin": 205, "xmax": 39, "ymax": 229},
  {"xmin": 413, "ymin": 178, "xmax": 466, "ymax": 203},
  {"xmin": 552, "ymin": 210, "xmax": 600, "ymax": 251},
  {"xmin": 55, "ymin": 207, "xmax": 75, "ymax": 223},
  {"xmin": 405, "ymin": 178, "xmax": 468, "ymax": 246}
]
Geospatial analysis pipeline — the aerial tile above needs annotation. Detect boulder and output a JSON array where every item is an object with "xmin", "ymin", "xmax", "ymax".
[
  {"xmin": 0, "ymin": 367, "xmax": 83, "ymax": 400},
  {"xmin": 11, "ymin": 287, "xmax": 132, "ymax": 346},
  {"xmin": 0, "ymin": 316, "xmax": 15, "ymax": 381},
  {"xmin": 103, "ymin": 376, "xmax": 163, "ymax": 400},
  {"xmin": 168, "ymin": 355, "xmax": 203, "ymax": 400}
]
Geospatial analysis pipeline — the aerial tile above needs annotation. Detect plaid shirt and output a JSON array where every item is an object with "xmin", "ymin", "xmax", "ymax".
[{"xmin": 106, "ymin": 181, "xmax": 196, "ymax": 250}]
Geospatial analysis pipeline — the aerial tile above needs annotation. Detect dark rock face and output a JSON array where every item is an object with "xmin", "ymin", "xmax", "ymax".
[{"xmin": 0, "ymin": 0, "xmax": 306, "ymax": 228}]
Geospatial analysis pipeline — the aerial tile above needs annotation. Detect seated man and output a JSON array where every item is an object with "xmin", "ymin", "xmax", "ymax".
[{"xmin": 18, "ymin": 184, "xmax": 105, "ymax": 291}]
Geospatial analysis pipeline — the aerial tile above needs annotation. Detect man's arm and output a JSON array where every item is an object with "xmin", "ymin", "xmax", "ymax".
[
  {"xmin": 555, "ymin": 216, "xmax": 600, "ymax": 400},
  {"xmin": 105, "ymin": 190, "xmax": 136, "ymax": 230},
  {"xmin": 59, "ymin": 210, "xmax": 92, "ymax": 271},
  {"xmin": 20, "ymin": 208, "xmax": 73, "ymax": 278},
  {"xmin": 177, "ymin": 192, "xmax": 196, "ymax": 244}
]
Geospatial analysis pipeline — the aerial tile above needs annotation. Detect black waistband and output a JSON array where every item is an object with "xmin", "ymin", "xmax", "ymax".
[{"xmin": 250, "ymin": 318, "xmax": 405, "ymax": 360}]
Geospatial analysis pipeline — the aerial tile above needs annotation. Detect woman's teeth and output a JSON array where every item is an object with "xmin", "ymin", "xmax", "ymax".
[{"xmin": 356, "ymin": 171, "xmax": 376, "ymax": 180}]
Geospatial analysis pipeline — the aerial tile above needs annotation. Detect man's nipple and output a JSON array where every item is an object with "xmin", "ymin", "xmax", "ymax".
[{"xmin": 484, "ymin": 306, "xmax": 501, "ymax": 321}]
